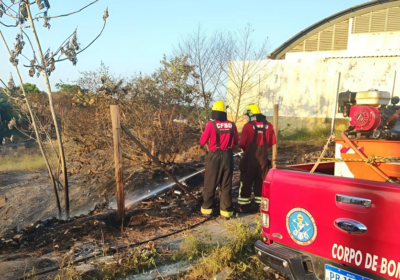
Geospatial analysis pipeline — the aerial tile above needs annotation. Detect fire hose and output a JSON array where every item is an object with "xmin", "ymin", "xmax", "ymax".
[
  {"xmin": 15, "ymin": 215, "xmax": 215, "ymax": 280},
  {"xmin": 14, "ymin": 150, "xmax": 244, "ymax": 279},
  {"xmin": 121, "ymin": 123, "xmax": 243, "ymax": 205}
]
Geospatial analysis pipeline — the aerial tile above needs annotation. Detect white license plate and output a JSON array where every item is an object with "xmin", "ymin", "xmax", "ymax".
[{"xmin": 325, "ymin": 264, "xmax": 372, "ymax": 280}]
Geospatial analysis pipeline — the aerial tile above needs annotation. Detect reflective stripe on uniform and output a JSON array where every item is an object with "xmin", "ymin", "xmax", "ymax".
[
  {"xmin": 238, "ymin": 198, "xmax": 251, "ymax": 205},
  {"xmin": 238, "ymin": 201, "xmax": 251, "ymax": 205},
  {"xmin": 201, "ymin": 207, "xmax": 213, "ymax": 215},
  {"xmin": 255, "ymin": 197, "xmax": 262, "ymax": 204},
  {"xmin": 220, "ymin": 209, "xmax": 233, "ymax": 218},
  {"xmin": 238, "ymin": 181, "xmax": 251, "ymax": 204}
]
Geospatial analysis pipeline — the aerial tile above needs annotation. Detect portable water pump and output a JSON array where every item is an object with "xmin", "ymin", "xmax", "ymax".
[{"xmin": 338, "ymin": 89, "xmax": 400, "ymax": 140}]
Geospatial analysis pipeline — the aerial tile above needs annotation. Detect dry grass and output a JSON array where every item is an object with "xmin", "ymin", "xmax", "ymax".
[
  {"xmin": 44, "ymin": 218, "xmax": 279, "ymax": 280},
  {"xmin": 0, "ymin": 152, "xmax": 46, "ymax": 173},
  {"xmin": 180, "ymin": 218, "xmax": 273, "ymax": 280},
  {"xmin": 278, "ymin": 126, "xmax": 331, "ymax": 142}
]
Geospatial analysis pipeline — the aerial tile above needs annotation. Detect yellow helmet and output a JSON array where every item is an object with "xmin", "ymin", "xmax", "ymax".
[
  {"xmin": 243, "ymin": 104, "xmax": 261, "ymax": 116},
  {"xmin": 212, "ymin": 100, "xmax": 226, "ymax": 112}
]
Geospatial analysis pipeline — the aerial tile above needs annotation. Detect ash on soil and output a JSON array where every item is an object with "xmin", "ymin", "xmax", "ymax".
[{"xmin": 0, "ymin": 138, "xmax": 333, "ymax": 278}]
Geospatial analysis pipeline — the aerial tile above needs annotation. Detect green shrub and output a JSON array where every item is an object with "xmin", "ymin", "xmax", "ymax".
[
  {"xmin": 0, "ymin": 152, "xmax": 45, "ymax": 172},
  {"xmin": 278, "ymin": 125, "xmax": 331, "ymax": 142},
  {"xmin": 182, "ymin": 218, "xmax": 268, "ymax": 279}
]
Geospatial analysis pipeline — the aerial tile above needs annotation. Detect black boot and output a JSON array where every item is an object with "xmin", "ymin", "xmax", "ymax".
[{"xmin": 239, "ymin": 203, "xmax": 259, "ymax": 214}]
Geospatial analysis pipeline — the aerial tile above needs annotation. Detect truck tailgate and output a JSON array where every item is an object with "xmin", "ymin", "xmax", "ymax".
[{"xmin": 267, "ymin": 169, "xmax": 400, "ymax": 279}]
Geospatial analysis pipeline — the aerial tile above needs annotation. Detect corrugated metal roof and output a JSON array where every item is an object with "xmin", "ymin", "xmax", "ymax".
[
  {"xmin": 328, "ymin": 55, "xmax": 400, "ymax": 59},
  {"xmin": 270, "ymin": 0, "xmax": 400, "ymax": 60}
]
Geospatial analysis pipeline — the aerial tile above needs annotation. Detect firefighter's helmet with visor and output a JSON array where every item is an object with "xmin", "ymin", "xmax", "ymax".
[
  {"xmin": 212, "ymin": 100, "xmax": 227, "ymax": 113},
  {"xmin": 243, "ymin": 104, "xmax": 261, "ymax": 116}
]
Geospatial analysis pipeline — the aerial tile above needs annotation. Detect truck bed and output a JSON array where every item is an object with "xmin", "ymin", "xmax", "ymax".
[
  {"xmin": 256, "ymin": 162, "xmax": 400, "ymax": 279},
  {"xmin": 278, "ymin": 162, "xmax": 335, "ymax": 175}
]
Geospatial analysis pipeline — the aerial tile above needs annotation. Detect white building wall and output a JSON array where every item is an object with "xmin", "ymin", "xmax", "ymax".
[{"xmin": 227, "ymin": 19, "xmax": 400, "ymax": 131}]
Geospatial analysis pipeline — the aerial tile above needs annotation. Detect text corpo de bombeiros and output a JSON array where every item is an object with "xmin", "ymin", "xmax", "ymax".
[{"xmin": 332, "ymin": 244, "xmax": 400, "ymax": 278}]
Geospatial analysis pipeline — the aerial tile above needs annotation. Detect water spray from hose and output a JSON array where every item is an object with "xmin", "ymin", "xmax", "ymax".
[{"xmin": 123, "ymin": 152, "xmax": 243, "ymax": 207}]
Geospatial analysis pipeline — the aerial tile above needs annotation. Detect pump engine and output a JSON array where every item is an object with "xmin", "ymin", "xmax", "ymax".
[{"xmin": 338, "ymin": 89, "xmax": 400, "ymax": 140}]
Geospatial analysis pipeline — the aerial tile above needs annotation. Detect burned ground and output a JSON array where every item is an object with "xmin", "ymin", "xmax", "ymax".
[{"xmin": 0, "ymin": 139, "xmax": 334, "ymax": 279}]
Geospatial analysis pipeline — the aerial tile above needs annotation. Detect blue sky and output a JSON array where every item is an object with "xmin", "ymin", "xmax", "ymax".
[{"xmin": 0, "ymin": 0, "xmax": 365, "ymax": 90}]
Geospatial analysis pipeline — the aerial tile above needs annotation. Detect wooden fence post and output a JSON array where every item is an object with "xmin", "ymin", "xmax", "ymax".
[
  {"xmin": 110, "ymin": 105, "xmax": 125, "ymax": 221},
  {"xmin": 272, "ymin": 104, "xmax": 279, "ymax": 168}
]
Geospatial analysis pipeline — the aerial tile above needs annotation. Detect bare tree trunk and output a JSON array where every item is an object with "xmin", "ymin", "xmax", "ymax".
[
  {"xmin": 21, "ymin": 82, "xmax": 62, "ymax": 219},
  {"xmin": 0, "ymin": 30, "xmax": 62, "ymax": 219},
  {"xmin": 234, "ymin": 63, "xmax": 246, "ymax": 124},
  {"xmin": 222, "ymin": 25, "xmax": 272, "ymax": 124},
  {"xmin": 194, "ymin": 100, "xmax": 204, "ymax": 133},
  {"xmin": 26, "ymin": 5, "xmax": 69, "ymax": 218},
  {"xmin": 204, "ymin": 101, "xmax": 209, "ymax": 121},
  {"xmin": 174, "ymin": 26, "xmax": 228, "ymax": 123}
]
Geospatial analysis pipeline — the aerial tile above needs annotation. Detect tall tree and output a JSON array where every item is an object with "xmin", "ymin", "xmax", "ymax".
[
  {"xmin": 0, "ymin": 0, "xmax": 108, "ymax": 218},
  {"xmin": 0, "ymin": 91, "xmax": 12, "ymax": 124},
  {"xmin": 223, "ymin": 25, "xmax": 272, "ymax": 123},
  {"xmin": 174, "ymin": 26, "xmax": 229, "ymax": 127},
  {"xmin": 176, "ymin": 25, "xmax": 272, "ymax": 125},
  {"xmin": 23, "ymin": 83, "xmax": 40, "ymax": 94}
]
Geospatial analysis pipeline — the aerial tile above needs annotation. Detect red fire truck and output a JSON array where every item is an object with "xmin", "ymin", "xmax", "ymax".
[{"xmin": 255, "ymin": 90, "xmax": 400, "ymax": 279}]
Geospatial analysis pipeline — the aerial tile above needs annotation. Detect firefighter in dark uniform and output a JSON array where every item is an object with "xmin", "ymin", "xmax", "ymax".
[
  {"xmin": 199, "ymin": 100, "xmax": 239, "ymax": 218},
  {"xmin": 238, "ymin": 104, "xmax": 276, "ymax": 212}
]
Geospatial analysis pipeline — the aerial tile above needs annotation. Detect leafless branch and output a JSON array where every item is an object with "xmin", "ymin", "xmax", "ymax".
[
  {"xmin": 21, "ymin": 29, "xmax": 39, "ymax": 63},
  {"xmin": 2, "ymin": 1, "xmax": 18, "ymax": 14},
  {"xmin": 22, "ymin": 30, "xmax": 76, "ymax": 68},
  {"xmin": 0, "ymin": 20, "xmax": 18, "ymax": 27},
  {"xmin": 54, "ymin": 30, "xmax": 76, "ymax": 58},
  {"xmin": 54, "ymin": 20, "xmax": 107, "ymax": 63},
  {"xmin": 0, "ymin": 78, "xmax": 7, "ymax": 89},
  {"xmin": 174, "ymin": 25, "xmax": 230, "ymax": 123},
  {"xmin": 1, "ymin": 1, "xmax": 20, "ymax": 22},
  {"xmin": 22, "ymin": 19, "xmax": 106, "ymax": 67},
  {"xmin": 219, "ymin": 24, "xmax": 272, "ymax": 123},
  {"xmin": 33, "ymin": 0, "xmax": 99, "ymax": 20}
]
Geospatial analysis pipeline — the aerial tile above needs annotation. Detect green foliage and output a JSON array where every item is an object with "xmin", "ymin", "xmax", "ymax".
[
  {"xmin": 181, "ymin": 218, "xmax": 267, "ymax": 279},
  {"xmin": 0, "ymin": 151, "xmax": 46, "ymax": 172},
  {"xmin": 278, "ymin": 125, "xmax": 331, "ymax": 142},
  {"xmin": 184, "ymin": 105, "xmax": 208, "ymax": 122},
  {"xmin": 0, "ymin": 91, "xmax": 13, "ymax": 120},
  {"xmin": 182, "ymin": 233, "xmax": 212, "ymax": 261},
  {"xmin": 157, "ymin": 55, "xmax": 196, "ymax": 104},
  {"xmin": 93, "ymin": 218, "xmax": 266, "ymax": 279},
  {"xmin": 0, "ymin": 125, "xmax": 25, "ymax": 141},
  {"xmin": 99, "ymin": 246, "xmax": 157, "ymax": 279},
  {"xmin": 0, "ymin": 91, "xmax": 26, "ymax": 140},
  {"xmin": 129, "ymin": 54, "xmax": 196, "ymax": 106},
  {"xmin": 0, "ymin": 92, "xmax": 20, "ymax": 139},
  {"xmin": 55, "ymin": 83, "xmax": 81, "ymax": 94},
  {"xmin": 60, "ymin": 57, "xmax": 198, "ymax": 163},
  {"xmin": 23, "ymin": 83, "xmax": 40, "ymax": 94},
  {"xmin": 72, "ymin": 90, "xmax": 95, "ymax": 107}
]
